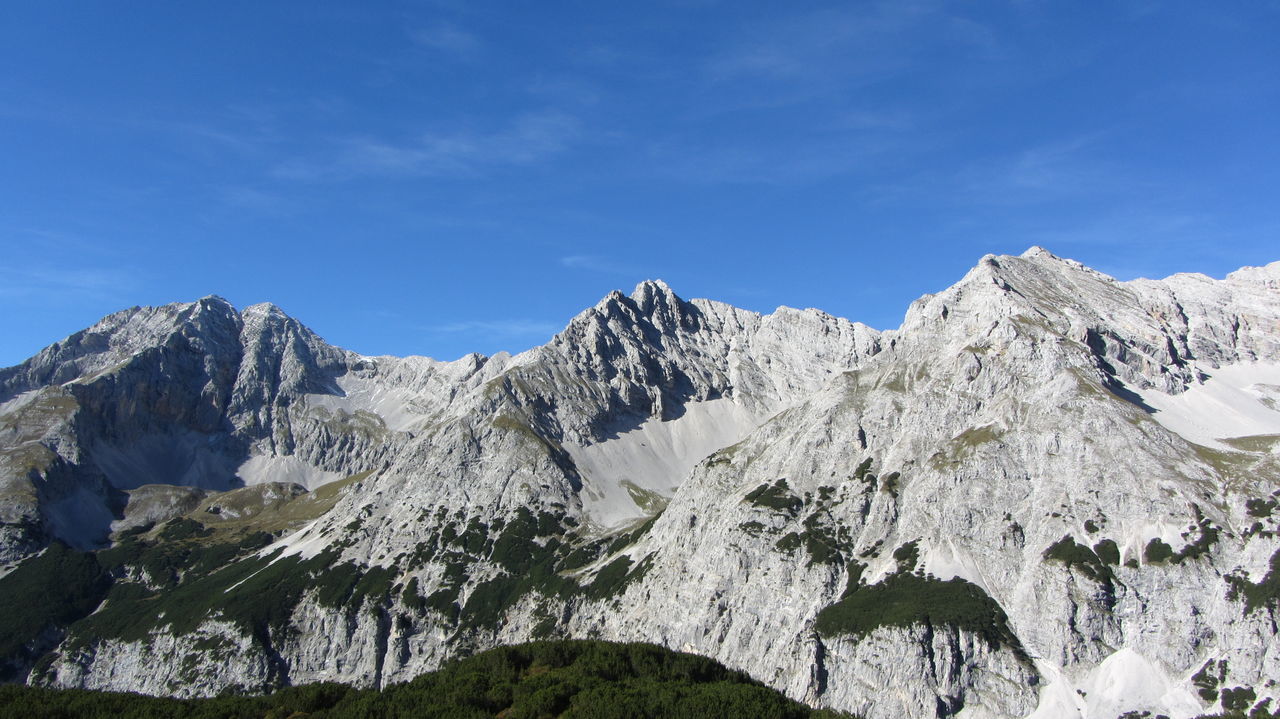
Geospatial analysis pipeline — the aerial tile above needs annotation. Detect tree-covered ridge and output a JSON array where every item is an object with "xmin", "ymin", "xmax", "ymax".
[
  {"xmin": 0, "ymin": 498, "xmax": 663, "ymax": 690},
  {"xmin": 0, "ymin": 639, "xmax": 858, "ymax": 719},
  {"xmin": 0, "ymin": 541, "xmax": 111, "ymax": 675}
]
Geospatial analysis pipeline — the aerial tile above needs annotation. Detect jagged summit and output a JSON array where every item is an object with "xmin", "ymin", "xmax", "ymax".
[
  {"xmin": 630, "ymin": 277, "xmax": 675, "ymax": 295},
  {"xmin": 242, "ymin": 301, "xmax": 289, "ymax": 316},
  {"xmin": 194, "ymin": 293, "xmax": 235, "ymax": 307},
  {"xmin": 1226, "ymin": 259, "xmax": 1280, "ymax": 288}
]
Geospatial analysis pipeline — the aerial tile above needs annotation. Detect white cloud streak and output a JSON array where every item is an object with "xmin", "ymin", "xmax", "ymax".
[
  {"xmin": 704, "ymin": 2, "xmax": 995, "ymax": 89},
  {"xmin": 274, "ymin": 111, "xmax": 580, "ymax": 181},
  {"xmin": 559, "ymin": 255, "xmax": 634, "ymax": 275},
  {"xmin": 410, "ymin": 23, "xmax": 481, "ymax": 58},
  {"xmin": 428, "ymin": 319, "xmax": 561, "ymax": 337},
  {"xmin": 0, "ymin": 265, "xmax": 138, "ymax": 302}
]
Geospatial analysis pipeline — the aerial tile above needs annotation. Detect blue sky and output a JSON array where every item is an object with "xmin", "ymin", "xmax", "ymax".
[{"xmin": 2, "ymin": 2, "xmax": 1278, "ymax": 365}]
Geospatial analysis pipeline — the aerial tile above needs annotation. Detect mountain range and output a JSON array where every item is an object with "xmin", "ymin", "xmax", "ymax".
[{"xmin": 2, "ymin": 247, "xmax": 1279, "ymax": 719}]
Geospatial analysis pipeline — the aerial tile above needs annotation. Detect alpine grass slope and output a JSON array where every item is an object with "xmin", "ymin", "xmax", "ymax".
[{"xmin": 1, "ymin": 247, "xmax": 1279, "ymax": 719}]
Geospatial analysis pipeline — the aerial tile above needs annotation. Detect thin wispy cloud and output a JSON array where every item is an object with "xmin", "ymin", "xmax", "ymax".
[
  {"xmin": 833, "ymin": 108, "xmax": 917, "ymax": 132},
  {"xmin": 0, "ymin": 97, "xmax": 277, "ymax": 161},
  {"xmin": 273, "ymin": 111, "xmax": 580, "ymax": 181},
  {"xmin": 872, "ymin": 132, "xmax": 1130, "ymax": 208},
  {"xmin": 218, "ymin": 186, "xmax": 293, "ymax": 214},
  {"xmin": 648, "ymin": 127, "xmax": 907, "ymax": 186},
  {"xmin": 525, "ymin": 75, "xmax": 602, "ymax": 108},
  {"xmin": 704, "ymin": 2, "xmax": 992, "ymax": 89},
  {"xmin": 991, "ymin": 134, "xmax": 1116, "ymax": 193},
  {"xmin": 428, "ymin": 319, "xmax": 560, "ymax": 337},
  {"xmin": 410, "ymin": 23, "xmax": 481, "ymax": 58},
  {"xmin": 1028, "ymin": 209, "xmax": 1212, "ymax": 252},
  {"xmin": 8, "ymin": 228, "xmax": 117, "ymax": 257},
  {"xmin": 634, "ymin": 5, "xmax": 984, "ymax": 186},
  {"xmin": 164, "ymin": 121, "xmax": 269, "ymax": 156},
  {"xmin": 560, "ymin": 255, "xmax": 637, "ymax": 276},
  {"xmin": 0, "ymin": 265, "xmax": 138, "ymax": 303}
]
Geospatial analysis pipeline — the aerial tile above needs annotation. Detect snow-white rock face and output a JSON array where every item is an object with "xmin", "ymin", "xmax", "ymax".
[{"xmin": 5, "ymin": 249, "xmax": 1280, "ymax": 719}]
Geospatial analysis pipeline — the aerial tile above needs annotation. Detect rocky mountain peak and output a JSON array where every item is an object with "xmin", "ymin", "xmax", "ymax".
[
  {"xmin": 194, "ymin": 294, "xmax": 234, "ymax": 308},
  {"xmin": 242, "ymin": 301, "xmax": 287, "ymax": 317},
  {"xmin": 181, "ymin": 294, "xmax": 240, "ymax": 323},
  {"xmin": 564, "ymin": 282, "xmax": 694, "ymax": 351},
  {"xmin": 1226, "ymin": 259, "xmax": 1280, "ymax": 289},
  {"xmin": 900, "ymin": 248, "xmax": 1134, "ymax": 338},
  {"xmin": 629, "ymin": 278, "xmax": 676, "ymax": 304},
  {"xmin": 630, "ymin": 279, "xmax": 693, "ymax": 335},
  {"xmin": 0, "ymin": 298, "xmax": 246, "ymax": 403},
  {"xmin": 4, "ymin": 249, "xmax": 1280, "ymax": 719}
]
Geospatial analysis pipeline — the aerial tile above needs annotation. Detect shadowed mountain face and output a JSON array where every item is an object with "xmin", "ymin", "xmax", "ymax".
[
  {"xmin": 2, "ymin": 248, "xmax": 1279, "ymax": 719},
  {"xmin": 0, "ymin": 298, "xmax": 359, "ymax": 555}
]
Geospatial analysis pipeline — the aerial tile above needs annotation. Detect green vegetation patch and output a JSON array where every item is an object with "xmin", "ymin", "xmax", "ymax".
[
  {"xmin": 1141, "ymin": 510, "xmax": 1222, "ymax": 568},
  {"xmin": 772, "ymin": 504, "xmax": 858, "ymax": 567},
  {"xmin": 1192, "ymin": 659, "xmax": 1228, "ymax": 703},
  {"xmin": 62, "ymin": 521, "xmax": 399, "ymax": 654},
  {"xmin": 775, "ymin": 532, "xmax": 803, "ymax": 554},
  {"xmin": 180, "ymin": 471, "xmax": 371, "ymax": 542},
  {"xmin": 0, "ymin": 529, "xmax": 319, "ymax": 679},
  {"xmin": 6, "ymin": 491, "xmax": 673, "ymax": 679},
  {"xmin": 853, "ymin": 458, "xmax": 877, "ymax": 492},
  {"xmin": 929, "ymin": 425, "xmax": 1004, "ymax": 469},
  {"xmin": 621, "ymin": 480, "xmax": 670, "ymax": 514},
  {"xmin": 399, "ymin": 503, "xmax": 666, "ymax": 633},
  {"xmin": 743, "ymin": 479, "xmax": 804, "ymax": 516},
  {"xmin": 1176, "ymin": 507, "xmax": 1221, "ymax": 562},
  {"xmin": 451, "ymin": 507, "xmax": 658, "ymax": 632},
  {"xmin": 880, "ymin": 472, "xmax": 900, "ymax": 498},
  {"xmin": 603, "ymin": 512, "xmax": 662, "ymax": 557},
  {"xmin": 1221, "ymin": 686, "xmax": 1258, "ymax": 713},
  {"xmin": 1246, "ymin": 498, "xmax": 1277, "ymax": 519},
  {"xmin": 1042, "ymin": 536, "xmax": 1114, "ymax": 585},
  {"xmin": 1220, "ymin": 434, "xmax": 1280, "ymax": 453},
  {"xmin": 953, "ymin": 425, "xmax": 1002, "ymax": 448},
  {"xmin": 157, "ymin": 517, "xmax": 214, "ymax": 542},
  {"xmin": 586, "ymin": 556, "xmax": 655, "ymax": 601},
  {"xmin": 95, "ymin": 527, "xmax": 274, "ymax": 590},
  {"xmin": 1092, "ymin": 539, "xmax": 1120, "ymax": 566},
  {"xmin": 0, "ymin": 388, "xmax": 78, "ymax": 448},
  {"xmin": 72, "ymin": 547, "xmax": 330, "ymax": 646},
  {"xmin": 0, "ymin": 542, "xmax": 111, "ymax": 676},
  {"xmin": 400, "ymin": 577, "xmax": 426, "ymax": 614},
  {"xmin": 814, "ymin": 572, "xmax": 1022, "ymax": 655},
  {"xmin": 0, "ymin": 640, "xmax": 857, "ymax": 719},
  {"xmin": 798, "ymin": 523, "xmax": 854, "ymax": 566},
  {"xmin": 456, "ymin": 509, "xmax": 569, "ymax": 631},
  {"xmin": 1226, "ymin": 548, "xmax": 1280, "ymax": 614},
  {"xmin": 1144, "ymin": 538, "xmax": 1176, "ymax": 565},
  {"xmin": 766, "ymin": 481, "xmax": 859, "ymax": 567},
  {"xmin": 892, "ymin": 541, "xmax": 920, "ymax": 573},
  {"xmin": 0, "ymin": 443, "xmax": 59, "ymax": 480}
]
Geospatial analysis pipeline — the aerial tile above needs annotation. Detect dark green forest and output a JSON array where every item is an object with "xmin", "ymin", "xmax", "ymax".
[{"xmin": 0, "ymin": 640, "xmax": 857, "ymax": 719}]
